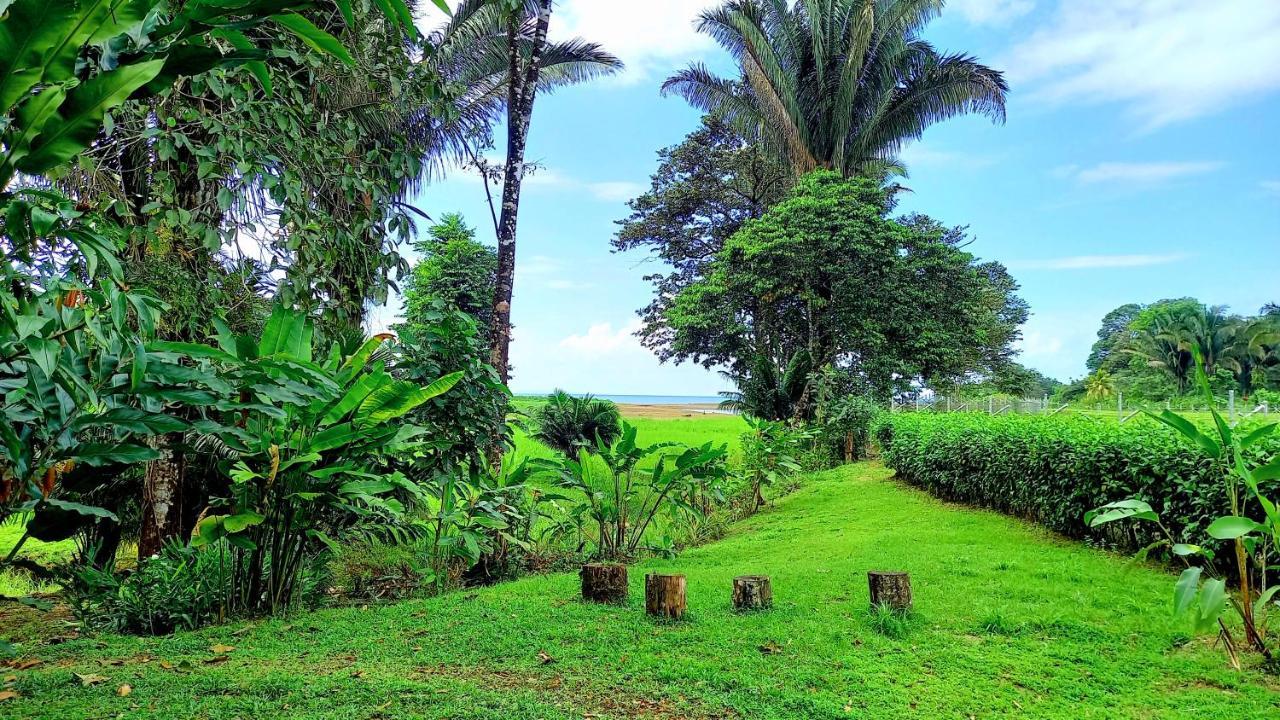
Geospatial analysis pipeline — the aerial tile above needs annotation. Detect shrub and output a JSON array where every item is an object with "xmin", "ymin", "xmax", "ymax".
[
  {"xmin": 66, "ymin": 542, "xmax": 230, "ymax": 635},
  {"xmin": 329, "ymin": 542, "xmax": 426, "ymax": 600},
  {"xmin": 817, "ymin": 395, "xmax": 881, "ymax": 463},
  {"xmin": 531, "ymin": 391, "xmax": 622, "ymax": 456},
  {"xmin": 875, "ymin": 413, "xmax": 1279, "ymax": 558}
]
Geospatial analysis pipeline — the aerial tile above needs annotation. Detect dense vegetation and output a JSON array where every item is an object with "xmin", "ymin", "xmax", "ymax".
[
  {"xmin": 877, "ymin": 413, "xmax": 1275, "ymax": 554},
  {"xmin": 4, "ymin": 0, "xmax": 1275, "ymax": 715},
  {"xmin": 1069, "ymin": 299, "xmax": 1279, "ymax": 404}
]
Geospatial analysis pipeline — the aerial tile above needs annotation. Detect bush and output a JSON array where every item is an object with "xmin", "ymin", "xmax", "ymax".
[
  {"xmin": 875, "ymin": 413, "xmax": 1279, "ymax": 557},
  {"xmin": 817, "ymin": 394, "xmax": 881, "ymax": 463},
  {"xmin": 329, "ymin": 542, "xmax": 427, "ymax": 600},
  {"xmin": 531, "ymin": 391, "xmax": 622, "ymax": 456},
  {"xmin": 66, "ymin": 542, "xmax": 230, "ymax": 635}
]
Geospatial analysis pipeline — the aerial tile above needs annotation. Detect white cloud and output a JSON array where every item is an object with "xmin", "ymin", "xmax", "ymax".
[
  {"xmin": 546, "ymin": 279, "xmax": 595, "ymax": 291},
  {"xmin": 421, "ymin": 1, "xmax": 721, "ymax": 83},
  {"xmin": 559, "ymin": 319, "xmax": 644, "ymax": 357},
  {"xmin": 1056, "ymin": 161, "xmax": 1223, "ymax": 184},
  {"xmin": 1261, "ymin": 180, "xmax": 1280, "ymax": 197},
  {"xmin": 587, "ymin": 181, "xmax": 646, "ymax": 202},
  {"xmin": 1009, "ymin": 253, "xmax": 1191, "ymax": 270},
  {"xmin": 949, "ymin": 0, "xmax": 1036, "ymax": 25},
  {"xmin": 899, "ymin": 144, "xmax": 1000, "ymax": 170},
  {"xmin": 1004, "ymin": 0, "xmax": 1280, "ymax": 129}
]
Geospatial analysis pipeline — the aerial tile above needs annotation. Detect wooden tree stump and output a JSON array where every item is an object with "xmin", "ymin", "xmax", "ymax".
[
  {"xmin": 580, "ymin": 563, "xmax": 628, "ymax": 604},
  {"xmin": 732, "ymin": 575, "xmax": 772, "ymax": 610},
  {"xmin": 867, "ymin": 571, "xmax": 913, "ymax": 612},
  {"xmin": 645, "ymin": 573, "xmax": 687, "ymax": 619}
]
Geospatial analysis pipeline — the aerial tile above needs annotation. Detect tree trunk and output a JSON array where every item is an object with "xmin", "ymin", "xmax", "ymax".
[
  {"xmin": 844, "ymin": 431, "xmax": 854, "ymax": 463},
  {"xmin": 580, "ymin": 563, "xmax": 628, "ymax": 604},
  {"xmin": 732, "ymin": 575, "xmax": 772, "ymax": 610},
  {"xmin": 138, "ymin": 432, "xmax": 185, "ymax": 559},
  {"xmin": 487, "ymin": 0, "xmax": 554, "ymax": 467},
  {"xmin": 645, "ymin": 573, "xmax": 686, "ymax": 619},
  {"xmin": 867, "ymin": 571, "xmax": 913, "ymax": 612}
]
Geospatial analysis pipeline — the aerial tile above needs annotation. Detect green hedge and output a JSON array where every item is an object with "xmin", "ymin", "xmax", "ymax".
[{"xmin": 874, "ymin": 413, "xmax": 1279, "ymax": 554}]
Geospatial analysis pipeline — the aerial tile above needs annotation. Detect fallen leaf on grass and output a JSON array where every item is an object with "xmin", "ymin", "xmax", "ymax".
[
  {"xmin": 4, "ymin": 674, "xmax": 15, "ymax": 682},
  {"xmin": 758, "ymin": 642, "xmax": 783, "ymax": 655},
  {"xmin": 351, "ymin": 670, "xmax": 366, "ymax": 678},
  {"xmin": 209, "ymin": 644, "xmax": 235, "ymax": 654},
  {"xmin": 536, "ymin": 650, "xmax": 556, "ymax": 665},
  {"xmin": 117, "ymin": 684, "xmax": 132, "ymax": 697},
  {"xmin": 203, "ymin": 656, "xmax": 229, "ymax": 665},
  {"xmin": 0, "ymin": 690, "xmax": 17, "ymax": 701},
  {"xmin": 74, "ymin": 673, "xmax": 109, "ymax": 686},
  {"xmin": 9, "ymin": 659, "xmax": 40, "ymax": 671}
]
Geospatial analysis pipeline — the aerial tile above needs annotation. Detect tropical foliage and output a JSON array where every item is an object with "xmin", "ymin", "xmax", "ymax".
[
  {"xmin": 1086, "ymin": 356, "xmax": 1280, "ymax": 666},
  {"xmin": 663, "ymin": 0, "xmax": 1007, "ymax": 176},
  {"xmin": 531, "ymin": 391, "xmax": 623, "ymax": 457},
  {"xmin": 533, "ymin": 423, "xmax": 729, "ymax": 560},
  {"xmin": 662, "ymin": 172, "xmax": 1027, "ymax": 416},
  {"xmin": 1079, "ymin": 299, "xmax": 1279, "ymax": 402}
]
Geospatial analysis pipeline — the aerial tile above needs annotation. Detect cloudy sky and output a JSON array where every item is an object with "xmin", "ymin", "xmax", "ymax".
[{"xmin": 374, "ymin": 0, "xmax": 1280, "ymax": 395}]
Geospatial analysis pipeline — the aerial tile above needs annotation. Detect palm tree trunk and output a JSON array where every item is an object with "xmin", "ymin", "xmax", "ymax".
[
  {"xmin": 487, "ymin": 0, "xmax": 554, "ymax": 466},
  {"xmin": 138, "ymin": 432, "xmax": 185, "ymax": 558}
]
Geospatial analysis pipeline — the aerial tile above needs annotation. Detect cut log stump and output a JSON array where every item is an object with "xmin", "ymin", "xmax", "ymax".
[
  {"xmin": 867, "ymin": 571, "xmax": 913, "ymax": 612},
  {"xmin": 580, "ymin": 563, "xmax": 628, "ymax": 604},
  {"xmin": 732, "ymin": 575, "xmax": 772, "ymax": 611},
  {"xmin": 645, "ymin": 573, "xmax": 687, "ymax": 619}
]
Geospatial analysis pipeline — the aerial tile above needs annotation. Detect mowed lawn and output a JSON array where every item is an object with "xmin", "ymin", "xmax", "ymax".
[{"xmin": 4, "ymin": 462, "xmax": 1278, "ymax": 719}]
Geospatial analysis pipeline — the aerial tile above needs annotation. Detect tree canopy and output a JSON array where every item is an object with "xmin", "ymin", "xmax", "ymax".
[{"xmin": 658, "ymin": 171, "xmax": 1027, "ymax": 410}]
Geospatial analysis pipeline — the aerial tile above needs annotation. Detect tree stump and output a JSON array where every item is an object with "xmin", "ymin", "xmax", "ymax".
[
  {"xmin": 580, "ymin": 563, "xmax": 628, "ymax": 604},
  {"xmin": 645, "ymin": 573, "xmax": 687, "ymax": 619},
  {"xmin": 867, "ymin": 571, "xmax": 912, "ymax": 612},
  {"xmin": 732, "ymin": 575, "xmax": 772, "ymax": 610}
]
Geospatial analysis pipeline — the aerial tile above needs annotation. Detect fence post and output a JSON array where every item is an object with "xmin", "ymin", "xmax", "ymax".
[
  {"xmin": 1229, "ymin": 390, "xmax": 1236, "ymax": 424},
  {"xmin": 987, "ymin": 397, "xmax": 993, "ymax": 415},
  {"xmin": 946, "ymin": 397, "xmax": 951, "ymax": 413},
  {"xmin": 1117, "ymin": 393, "xmax": 1123, "ymax": 421}
]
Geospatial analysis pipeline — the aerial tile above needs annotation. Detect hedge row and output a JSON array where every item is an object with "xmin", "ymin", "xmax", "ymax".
[{"xmin": 874, "ymin": 413, "xmax": 1279, "ymax": 554}]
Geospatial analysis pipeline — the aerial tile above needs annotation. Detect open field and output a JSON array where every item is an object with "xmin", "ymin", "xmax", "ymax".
[{"xmin": 3, "ymin": 461, "xmax": 1276, "ymax": 719}]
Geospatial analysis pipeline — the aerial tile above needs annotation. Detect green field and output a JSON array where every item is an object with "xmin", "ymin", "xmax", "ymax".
[{"xmin": 4, "ymin": 456, "xmax": 1276, "ymax": 719}]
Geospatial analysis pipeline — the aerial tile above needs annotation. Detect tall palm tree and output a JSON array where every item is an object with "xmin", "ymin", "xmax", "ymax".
[
  {"xmin": 1125, "ymin": 310, "xmax": 1194, "ymax": 394},
  {"xmin": 663, "ymin": 0, "xmax": 1007, "ymax": 177},
  {"xmin": 412, "ymin": 2, "xmax": 622, "ymax": 466}
]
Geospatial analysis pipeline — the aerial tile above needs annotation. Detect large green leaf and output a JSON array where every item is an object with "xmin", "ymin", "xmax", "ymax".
[
  {"xmin": 356, "ymin": 372, "xmax": 463, "ymax": 425},
  {"xmin": 1, "ymin": 84, "xmax": 68, "ymax": 176},
  {"xmin": 1204, "ymin": 516, "xmax": 1267, "ymax": 540},
  {"xmin": 64, "ymin": 442, "xmax": 161, "ymax": 466},
  {"xmin": 71, "ymin": 407, "xmax": 188, "ymax": 434},
  {"xmin": 271, "ymin": 13, "xmax": 354, "ymax": 67},
  {"xmin": 0, "ymin": 0, "xmax": 82, "ymax": 110},
  {"xmin": 147, "ymin": 340, "xmax": 239, "ymax": 363},
  {"xmin": 1172, "ymin": 567, "xmax": 1200, "ymax": 616},
  {"xmin": 1146, "ymin": 410, "xmax": 1221, "ymax": 459},
  {"xmin": 27, "ymin": 498, "xmax": 119, "ymax": 542},
  {"xmin": 18, "ymin": 59, "xmax": 166, "ymax": 174}
]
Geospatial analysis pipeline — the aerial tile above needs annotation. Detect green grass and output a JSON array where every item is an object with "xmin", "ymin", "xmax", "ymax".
[
  {"xmin": 509, "ymin": 414, "xmax": 747, "ymax": 466},
  {"xmin": 4, "ymin": 462, "xmax": 1276, "ymax": 719}
]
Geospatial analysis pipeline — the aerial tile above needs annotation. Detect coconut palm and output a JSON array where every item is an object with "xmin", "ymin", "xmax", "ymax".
[
  {"xmin": 662, "ymin": 0, "xmax": 1007, "ymax": 177},
  {"xmin": 1084, "ymin": 370, "xmax": 1115, "ymax": 403}
]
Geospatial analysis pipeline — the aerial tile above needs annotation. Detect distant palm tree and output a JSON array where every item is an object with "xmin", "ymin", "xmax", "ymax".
[
  {"xmin": 532, "ymin": 391, "xmax": 623, "ymax": 456},
  {"xmin": 1084, "ymin": 370, "xmax": 1115, "ymax": 403},
  {"xmin": 1125, "ymin": 310, "xmax": 1195, "ymax": 393},
  {"xmin": 663, "ymin": 0, "xmax": 1008, "ymax": 177}
]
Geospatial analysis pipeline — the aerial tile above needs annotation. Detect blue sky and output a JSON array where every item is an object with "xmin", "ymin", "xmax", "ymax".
[{"xmin": 376, "ymin": 0, "xmax": 1280, "ymax": 396}]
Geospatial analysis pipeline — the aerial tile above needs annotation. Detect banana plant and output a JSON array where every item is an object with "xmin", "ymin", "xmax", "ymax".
[
  {"xmin": 150, "ymin": 305, "xmax": 461, "ymax": 614},
  {"xmin": 1087, "ymin": 349, "xmax": 1279, "ymax": 666}
]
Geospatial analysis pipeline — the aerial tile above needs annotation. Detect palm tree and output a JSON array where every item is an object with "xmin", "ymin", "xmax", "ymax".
[
  {"xmin": 662, "ymin": 0, "xmax": 1007, "ymax": 177},
  {"xmin": 1084, "ymin": 370, "xmax": 1115, "ymax": 403},
  {"xmin": 413, "ymin": 2, "xmax": 622, "ymax": 465},
  {"xmin": 532, "ymin": 391, "xmax": 623, "ymax": 456},
  {"xmin": 1124, "ymin": 310, "xmax": 1194, "ymax": 393}
]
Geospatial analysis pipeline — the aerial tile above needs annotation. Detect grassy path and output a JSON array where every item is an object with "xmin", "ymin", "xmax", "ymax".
[{"xmin": 3, "ymin": 463, "xmax": 1277, "ymax": 719}]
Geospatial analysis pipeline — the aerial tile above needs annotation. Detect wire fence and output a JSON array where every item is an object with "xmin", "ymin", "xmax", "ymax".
[{"xmin": 889, "ymin": 392, "xmax": 1271, "ymax": 426}]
